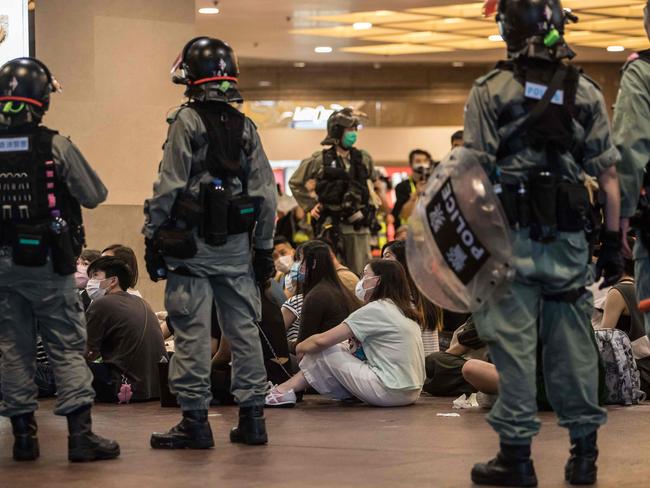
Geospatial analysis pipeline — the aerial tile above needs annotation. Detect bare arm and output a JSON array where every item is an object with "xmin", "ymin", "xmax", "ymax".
[
  {"xmin": 296, "ymin": 322, "xmax": 354, "ymax": 359},
  {"xmin": 598, "ymin": 165, "xmax": 621, "ymax": 233},
  {"xmin": 598, "ymin": 288, "xmax": 627, "ymax": 329}
]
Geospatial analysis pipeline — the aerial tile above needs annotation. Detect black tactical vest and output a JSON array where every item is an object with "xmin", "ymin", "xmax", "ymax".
[
  {"xmin": 188, "ymin": 101, "xmax": 246, "ymax": 186},
  {"xmin": 0, "ymin": 126, "xmax": 82, "ymax": 248},
  {"xmin": 496, "ymin": 59, "xmax": 582, "ymax": 169},
  {"xmin": 316, "ymin": 146, "xmax": 370, "ymax": 208}
]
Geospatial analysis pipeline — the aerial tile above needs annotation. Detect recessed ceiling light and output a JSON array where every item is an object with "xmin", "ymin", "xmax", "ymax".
[
  {"xmin": 488, "ymin": 34, "xmax": 503, "ymax": 42},
  {"xmin": 258, "ymin": 80, "xmax": 272, "ymax": 87},
  {"xmin": 314, "ymin": 46, "xmax": 333, "ymax": 53},
  {"xmin": 293, "ymin": 61, "xmax": 306, "ymax": 68},
  {"xmin": 452, "ymin": 61, "xmax": 465, "ymax": 68},
  {"xmin": 353, "ymin": 22, "xmax": 373, "ymax": 30},
  {"xmin": 607, "ymin": 45, "xmax": 625, "ymax": 52},
  {"xmin": 198, "ymin": 7, "xmax": 220, "ymax": 14}
]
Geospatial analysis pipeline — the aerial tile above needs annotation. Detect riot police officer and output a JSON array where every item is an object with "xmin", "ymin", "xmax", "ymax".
[
  {"xmin": 143, "ymin": 37, "xmax": 277, "ymax": 448},
  {"xmin": 289, "ymin": 108, "xmax": 376, "ymax": 276},
  {"xmin": 464, "ymin": 1, "xmax": 623, "ymax": 485},
  {"xmin": 612, "ymin": 1, "xmax": 650, "ymax": 342},
  {"xmin": 0, "ymin": 58, "xmax": 119, "ymax": 462}
]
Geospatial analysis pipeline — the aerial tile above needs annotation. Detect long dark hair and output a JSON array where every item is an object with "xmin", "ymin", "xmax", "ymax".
[
  {"xmin": 301, "ymin": 240, "xmax": 359, "ymax": 311},
  {"xmin": 382, "ymin": 240, "xmax": 441, "ymax": 331},
  {"xmin": 367, "ymin": 259, "xmax": 421, "ymax": 323}
]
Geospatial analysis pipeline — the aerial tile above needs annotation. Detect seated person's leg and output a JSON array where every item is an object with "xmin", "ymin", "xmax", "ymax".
[
  {"xmin": 462, "ymin": 359, "xmax": 499, "ymax": 395},
  {"xmin": 87, "ymin": 362, "xmax": 120, "ymax": 403}
]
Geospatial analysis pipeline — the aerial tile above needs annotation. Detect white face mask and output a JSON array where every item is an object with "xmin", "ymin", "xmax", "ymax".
[
  {"xmin": 86, "ymin": 278, "xmax": 108, "ymax": 301},
  {"xmin": 275, "ymin": 254, "xmax": 294, "ymax": 274},
  {"xmin": 355, "ymin": 276, "xmax": 379, "ymax": 303}
]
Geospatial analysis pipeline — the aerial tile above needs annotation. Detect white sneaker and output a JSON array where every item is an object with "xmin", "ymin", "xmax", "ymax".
[{"xmin": 265, "ymin": 386, "xmax": 297, "ymax": 408}]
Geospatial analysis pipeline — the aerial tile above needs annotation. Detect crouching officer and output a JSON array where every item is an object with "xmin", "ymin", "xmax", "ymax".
[
  {"xmin": 465, "ymin": 1, "xmax": 623, "ymax": 486},
  {"xmin": 612, "ymin": 2, "xmax": 650, "ymax": 338},
  {"xmin": 0, "ymin": 58, "xmax": 119, "ymax": 462},
  {"xmin": 143, "ymin": 37, "xmax": 277, "ymax": 449},
  {"xmin": 289, "ymin": 108, "xmax": 375, "ymax": 276}
]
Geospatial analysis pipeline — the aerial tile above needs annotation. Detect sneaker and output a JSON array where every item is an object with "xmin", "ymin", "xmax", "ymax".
[
  {"xmin": 476, "ymin": 392, "xmax": 497, "ymax": 409},
  {"xmin": 265, "ymin": 386, "xmax": 297, "ymax": 408}
]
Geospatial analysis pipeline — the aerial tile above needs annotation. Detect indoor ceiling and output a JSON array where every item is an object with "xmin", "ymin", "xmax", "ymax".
[{"xmin": 195, "ymin": 0, "xmax": 649, "ymax": 64}]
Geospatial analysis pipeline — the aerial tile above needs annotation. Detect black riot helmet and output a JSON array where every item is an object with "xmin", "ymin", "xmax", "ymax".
[
  {"xmin": 0, "ymin": 58, "xmax": 60, "ymax": 120},
  {"xmin": 496, "ymin": 0, "xmax": 574, "ymax": 59},
  {"xmin": 321, "ymin": 107, "xmax": 365, "ymax": 146},
  {"xmin": 171, "ymin": 37, "xmax": 242, "ymax": 101}
]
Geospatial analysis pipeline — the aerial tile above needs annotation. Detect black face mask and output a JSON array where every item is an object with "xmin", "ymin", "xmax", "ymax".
[{"xmin": 413, "ymin": 165, "xmax": 432, "ymax": 181}]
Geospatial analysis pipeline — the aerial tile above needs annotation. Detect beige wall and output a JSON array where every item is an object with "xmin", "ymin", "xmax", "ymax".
[{"xmin": 36, "ymin": 0, "xmax": 196, "ymax": 310}]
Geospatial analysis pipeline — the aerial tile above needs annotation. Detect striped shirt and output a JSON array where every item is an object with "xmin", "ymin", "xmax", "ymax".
[
  {"xmin": 282, "ymin": 294, "xmax": 303, "ymax": 343},
  {"xmin": 421, "ymin": 329, "xmax": 440, "ymax": 356}
]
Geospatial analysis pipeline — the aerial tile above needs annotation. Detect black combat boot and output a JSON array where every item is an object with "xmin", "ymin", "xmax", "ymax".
[
  {"xmin": 471, "ymin": 443, "xmax": 538, "ymax": 487},
  {"xmin": 67, "ymin": 405, "xmax": 120, "ymax": 462},
  {"xmin": 10, "ymin": 412, "xmax": 39, "ymax": 461},
  {"xmin": 229, "ymin": 405, "xmax": 268, "ymax": 445},
  {"xmin": 565, "ymin": 432, "xmax": 598, "ymax": 485},
  {"xmin": 150, "ymin": 409, "xmax": 214, "ymax": 449}
]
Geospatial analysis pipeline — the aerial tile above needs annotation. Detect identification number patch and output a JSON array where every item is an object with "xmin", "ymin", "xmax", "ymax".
[
  {"xmin": 524, "ymin": 81, "xmax": 564, "ymax": 105},
  {"xmin": 0, "ymin": 137, "xmax": 29, "ymax": 152}
]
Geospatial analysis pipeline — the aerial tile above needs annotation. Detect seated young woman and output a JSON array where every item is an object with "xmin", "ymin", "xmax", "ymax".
[
  {"xmin": 294, "ymin": 241, "xmax": 360, "ymax": 348},
  {"xmin": 266, "ymin": 259, "xmax": 426, "ymax": 408},
  {"xmin": 382, "ymin": 240, "xmax": 441, "ymax": 355}
]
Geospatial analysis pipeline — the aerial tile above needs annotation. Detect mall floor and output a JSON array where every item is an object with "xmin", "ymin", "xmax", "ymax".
[{"xmin": 1, "ymin": 396, "xmax": 648, "ymax": 488}]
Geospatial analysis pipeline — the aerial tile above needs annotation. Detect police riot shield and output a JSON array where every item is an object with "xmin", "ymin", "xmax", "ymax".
[{"xmin": 406, "ymin": 147, "xmax": 514, "ymax": 313}]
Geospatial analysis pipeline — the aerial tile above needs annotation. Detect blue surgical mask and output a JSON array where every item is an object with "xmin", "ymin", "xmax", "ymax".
[{"xmin": 288, "ymin": 261, "xmax": 305, "ymax": 284}]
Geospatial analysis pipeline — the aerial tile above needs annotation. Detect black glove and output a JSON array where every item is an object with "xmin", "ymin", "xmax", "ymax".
[
  {"xmin": 595, "ymin": 230, "xmax": 624, "ymax": 289},
  {"xmin": 253, "ymin": 248, "xmax": 275, "ymax": 283},
  {"xmin": 145, "ymin": 237, "xmax": 167, "ymax": 282}
]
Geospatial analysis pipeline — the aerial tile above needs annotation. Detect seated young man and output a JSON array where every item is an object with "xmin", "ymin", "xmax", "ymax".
[{"xmin": 85, "ymin": 257, "xmax": 167, "ymax": 402}]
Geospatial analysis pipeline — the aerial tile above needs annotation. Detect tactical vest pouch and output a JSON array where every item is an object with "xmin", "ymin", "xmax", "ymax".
[
  {"xmin": 172, "ymin": 192, "xmax": 202, "ymax": 229},
  {"xmin": 49, "ymin": 224, "xmax": 77, "ymax": 275},
  {"xmin": 12, "ymin": 224, "xmax": 49, "ymax": 267},
  {"xmin": 556, "ymin": 182, "xmax": 589, "ymax": 232},
  {"xmin": 156, "ymin": 227, "xmax": 198, "ymax": 259},
  {"xmin": 200, "ymin": 181, "xmax": 230, "ymax": 247},
  {"xmin": 227, "ymin": 195, "xmax": 260, "ymax": 236},
  {"xmin": 316, "ymin": 167, "xmax": 349, "ymax": 206},
  {"xmin": 529, "ymin": 172, "xmax": 559, "ymax": 242}
]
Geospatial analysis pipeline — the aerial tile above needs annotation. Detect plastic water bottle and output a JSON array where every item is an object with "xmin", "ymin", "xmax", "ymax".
[{"xmin": 49, "ymin": 210, "xmax": 68, "ymax": 234}]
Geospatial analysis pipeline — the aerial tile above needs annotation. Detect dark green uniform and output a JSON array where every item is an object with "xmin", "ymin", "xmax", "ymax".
[
  {"xmin": 143, "ymin": 94, "xmax": 277, "ymax": 410},
  {"xmin": 464, "ymin": 65, "xmax": 614, "ymax": 443},
  {"xmin": 0, "ymin": 135, "xmax": 107, "ymax": 417}
]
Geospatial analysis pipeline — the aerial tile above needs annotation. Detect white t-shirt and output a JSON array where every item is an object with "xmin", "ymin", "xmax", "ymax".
[{"xmin": 344, "ymin": 299, "xmax": 425, "ymax": 391}]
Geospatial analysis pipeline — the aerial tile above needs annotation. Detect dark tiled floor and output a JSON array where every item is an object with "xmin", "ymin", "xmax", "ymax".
[{"xmin": 1, "ymin": 396, "xmax": 649, "ymax": 488}]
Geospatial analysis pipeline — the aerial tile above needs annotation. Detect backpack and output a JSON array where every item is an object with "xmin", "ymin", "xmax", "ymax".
[{"xmin": 594, "ymin": 329, "xmax": 646, "ymax": 405}]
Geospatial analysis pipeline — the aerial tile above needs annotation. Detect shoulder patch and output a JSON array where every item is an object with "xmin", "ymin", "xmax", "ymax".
[
  {"xmin": 475, "ymin": 69, "xmax": 501, "ymax": 86},
  {"xmin": 580, "ymin": 73, "xmax": 602, "ymax": 91}
]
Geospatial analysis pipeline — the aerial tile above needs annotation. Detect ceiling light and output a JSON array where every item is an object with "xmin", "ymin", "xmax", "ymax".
[
  {"xmin": 314, "ymin": 46, "xmax": 333, "ymax": 53},
  {"xmin": 607, "ymin": 45, "xmax": 625, "ymax": 52},
  {"xmin": 198, "ymin": 7, "xmax": 220, "ymax": 14},
  {"xmin": 488, "ymin": 34, "xmax": 503, "ymax": 41},
  {"xmin": 293, "ymin": 62, "xmax": 306, "ymax": 68},
  {"xmin": 258, "ymin": 81, "xmax": 272, "ymax": 87},
  {"xmin": 353, "ymin": 22, "xmax": 373, "ymax": 30},
  {"xmin": 452, "ymin": 61, "xmax": 465, "ymax": 67}
]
